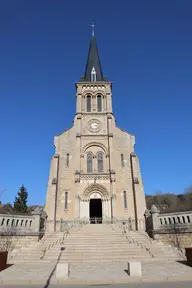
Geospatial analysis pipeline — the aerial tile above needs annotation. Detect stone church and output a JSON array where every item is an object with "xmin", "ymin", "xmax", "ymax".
[{"xmin": 45, "ymin": 32, "xmax": 146, "ymax": 232}]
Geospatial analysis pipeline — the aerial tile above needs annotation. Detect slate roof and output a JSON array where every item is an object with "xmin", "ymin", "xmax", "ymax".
[{"xmin": 80, "ymin": 35, "xmax": 108, "ymax": 82}]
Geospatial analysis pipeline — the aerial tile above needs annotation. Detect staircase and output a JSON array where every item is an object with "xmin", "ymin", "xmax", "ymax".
[{"xmin": 9, "ymin": 223, "xmax": 184, "ymax": 264}]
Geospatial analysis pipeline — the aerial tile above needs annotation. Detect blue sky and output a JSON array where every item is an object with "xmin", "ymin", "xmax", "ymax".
[{"xmin": 0, "ymin": 0, "xmax": 192, "ymax": 206}]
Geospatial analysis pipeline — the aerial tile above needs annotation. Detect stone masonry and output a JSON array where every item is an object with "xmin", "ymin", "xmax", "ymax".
[{"xmin": 45, "ymin": 32, "xmax": 146, "ymax": 232}]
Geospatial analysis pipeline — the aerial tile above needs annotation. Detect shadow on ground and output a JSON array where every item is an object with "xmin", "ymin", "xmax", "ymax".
[
  {"xmin": 177, "ymin": 260, "xmax": 191, "ymax": 267},
  {"xmin": 43, "ymin": 246, "xmax": 65, "ymax": 288}
]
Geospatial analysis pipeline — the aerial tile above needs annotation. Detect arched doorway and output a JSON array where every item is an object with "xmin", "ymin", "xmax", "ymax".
[
  {"xmin": 80, "ymin": 184, "xmax": 111, "ymax": 223},
  {"xmin": 89, "ymin": 198, "xmax": 102, "ymax": 224}
]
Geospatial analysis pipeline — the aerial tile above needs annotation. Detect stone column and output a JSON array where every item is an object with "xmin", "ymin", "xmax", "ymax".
[
  {"xmin": 102, "ymin": 200, "xmax": 106, "ymax": 219},
  {"xmin": 107, "ymin": 199, "xmax": 111, "ymax": 218}
]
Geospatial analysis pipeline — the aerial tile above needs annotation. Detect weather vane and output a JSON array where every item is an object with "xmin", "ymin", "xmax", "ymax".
[{"xmin": 89, "ymin": 21, "xmax": 96, "ymax": 37}]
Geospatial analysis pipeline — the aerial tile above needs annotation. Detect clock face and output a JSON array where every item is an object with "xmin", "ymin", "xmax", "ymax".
[
  {"xmin": 88, "ymin": 119, "xmax": 101, "ymax": 133},
  {"xmin": 91, "ymin": 122, "xmax": 98, "ymax": 129}
]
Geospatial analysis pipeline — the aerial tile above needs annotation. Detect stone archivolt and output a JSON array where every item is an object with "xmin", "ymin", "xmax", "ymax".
[
  {"xmin": 82, "ymin": 142, "xmax": 108, "ymax": 154},
  {"xmin": 81, "ymin": 183, "xmax": 110, "ymax": 201}
]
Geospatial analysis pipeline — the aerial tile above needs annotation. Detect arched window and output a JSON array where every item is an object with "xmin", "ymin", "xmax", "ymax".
[
  {"xmin": 66, "ymin": 153, "xmax": 69, "ymax": 167},
  {"xmin": 97, "ymin": 152, "xmax": 103, "ymax": 172},
  {"xmin": 121, "ymin": 154, "xmax": 124, "ymax": 167},
  {"xmin": 25, "ymin": 220, "xmax": 28, "ymax": 227},
  {"xmin": 86, "ymin": 95, "xmax": 91, "ymax": 112},
  {"xmin": 1, "ymin": 218, "xmax": 5, "ymax": 226},
  {"xmin": 87, "ymin": 153, "xmax": 93, "ymax": 172},
  {"xmin": 64, "ymin": 192, "xmax": 68, "ymax": 210},
  {"xmin": 11, "ymin": 219, "xmax": 14, "ymax": 226},
  {"xmin": 97, "ymin": 95, "xmax": 102, "ymax": 112},
  {"xmin": 123, "ymin": 191, "xmax": 127, "ymax": 209},
  {"xmin": 21, "ymin": 220, "xmax": 24, "ymax": 226}
]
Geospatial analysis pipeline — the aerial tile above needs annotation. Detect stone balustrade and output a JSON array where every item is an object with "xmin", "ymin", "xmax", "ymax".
[
  {"xmin": 158, "ymin": 211, "xmax": 192, "ymax": 227},
  {"xmin": 0, "ymin": 213, "xmax": 41, "ymax": 234},
  {"xmin": 146, "ymin": 205, "xmax": 192, "ymax": 232}
]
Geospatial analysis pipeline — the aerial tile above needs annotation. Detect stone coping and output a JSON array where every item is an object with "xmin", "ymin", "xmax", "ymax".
[{"xmin": 0, "ymin": 275, "xmax": 192, "ymax": 285}]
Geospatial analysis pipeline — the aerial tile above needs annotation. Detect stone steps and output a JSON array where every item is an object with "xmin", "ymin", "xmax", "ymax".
[{"xmin": 10, "ymin": 223, "xmax": 184, "ymax": 264}]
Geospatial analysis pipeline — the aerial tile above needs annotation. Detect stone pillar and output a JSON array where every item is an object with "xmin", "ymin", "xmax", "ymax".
[
  {"xmin": 76, "ymin": 93, "xmax": 82, "ymax": 114},
  {"xmin": 92, "ymin": 95, "xmax": 96, "ymax": 112},
  {"xmin": 107, "ymin": 199, "xmax": 111, "ymax": 218},
  {"xmin": 75, "ymin": 195, "xmax": 80, "ymax": 218},
  {"xmin": 111, "ymin": 182, "xmax": 116, "ymax": 220},
  {"xmin": 151, "ymin": 205, "xmax": 160, "ymax": 230},
  {"xmin": 46, "ymin": 154, "xmax": 59, "ymax": 232},
  {"xmin": 102, "ymin": 200, "xmax": 106, "ymax": 219}
]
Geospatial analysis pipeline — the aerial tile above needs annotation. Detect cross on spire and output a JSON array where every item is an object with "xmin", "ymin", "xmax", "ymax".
[{"xmin": 90, "ymin": 21, "xmax": 95, "ymax": 37}]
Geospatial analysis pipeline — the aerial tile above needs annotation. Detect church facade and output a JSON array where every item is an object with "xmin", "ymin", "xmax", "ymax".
[{"xmin": 45, "ymin": 33, "xmax": 146, "ymax": 232}]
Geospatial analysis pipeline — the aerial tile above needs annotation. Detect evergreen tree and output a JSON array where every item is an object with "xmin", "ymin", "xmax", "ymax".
[{"xmin": 14, "ymin": 185, "xmax": 28, "ymax": 213}]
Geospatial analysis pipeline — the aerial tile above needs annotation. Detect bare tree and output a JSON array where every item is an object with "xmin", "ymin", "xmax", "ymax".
[
  {"xmin": 0, "ymin": 228, "xmax": 16, "ymax": 252},
  {"xmin": 168, "ymin": 223, "xmax": 188, "ymax": 252}
]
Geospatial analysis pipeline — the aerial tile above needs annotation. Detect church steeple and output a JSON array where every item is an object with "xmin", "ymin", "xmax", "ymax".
[{"xmin": 80, "ymin": 27, "xmax": 107, "ymax": 82}]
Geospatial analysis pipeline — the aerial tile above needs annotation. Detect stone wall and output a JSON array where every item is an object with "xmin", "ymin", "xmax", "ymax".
[
  {"xmin": 146, "ymin": 205, "xmax": 192, "ymax": 249},
  {"xmin": 0, "ymin": 234, "xmax": 40, "ymax": 252},
  {"xmin": 153, "ymin": 232, "xmax": 192, "ymax": 249}
]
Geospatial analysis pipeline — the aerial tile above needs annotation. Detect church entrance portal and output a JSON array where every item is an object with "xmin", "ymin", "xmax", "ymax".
[{"xmin": 89, "ymin": 199, "xmax": 102, "ymax": 224}]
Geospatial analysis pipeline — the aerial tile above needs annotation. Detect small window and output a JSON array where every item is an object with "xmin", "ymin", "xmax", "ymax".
[
  {"xmin": 97, "ymin": 95, "xmax": 102, "ymax": 112},
  {"xmin": 91, "ymin": 67, "xmax": 96, "ymax": 82},
  {"xmin": 25, "ymin": 220, "xmax": 28, "ymax": 227},
  {"xmin": 16, "ymin": 219, "xmax": 19, "ymax": 226},
  {"xmin": 177, "ymin": 217, "xmax": 180, "ymax": 224},
  {"xmin": 160, "ymin": 218, "xmax": 163, "ymax": 225},
  {"xmin": 121, "ymin": 154, "xmax": 124, "ymax": 167},
  {"xmin": 182, "ymin": 216, "xmax": 185, "ymax": 223},
  {"xmin": 66, "ymin": 153, "xmax": 69, "ymax": 167},
  {"xmin": 168, "ymin": 217, "xmax": 171, "ymax": 224},
  {"xmin": 29, "ymin": 220, "xmax": 32, "ymax": 227},
  {"xmin": 11, "ymin": 219, "xmax": 14, "ymax": 226},
  {"xmin": 87, "ymin": 152, "xmax": 93, "ymax": 173},
  {"xmin": 21, "ymin": 220, "xmax": 24, "ymax": 226},
  {"xmin": 6, "ymin": 219, "xmax": 10, "ymax": 226},
  {"xmin": 64, "ymin": 192, "xmax": 68, "ymax": 210},
  {"xmin": 1, "ymin": 218, "xmax": 5, "ymax": 226},
  {"xmin": 97, "ymin": 152, "xmax": 103, "ymax": 172},
  {"xmin": 123, "ymin": 191, "xmax": 127, "ymax": 209},
  {"xmin": 187, "ymin": 216, "xmax": 190, "ymax": 223},
  {"xmin": 86, "ymin": 95, "xmax": 91, "ymax": 112}
]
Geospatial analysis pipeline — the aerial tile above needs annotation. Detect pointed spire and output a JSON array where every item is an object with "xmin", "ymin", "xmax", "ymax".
[{"xmin": 80, "ymin": 25, "xmax": 107, "ymax": 82}]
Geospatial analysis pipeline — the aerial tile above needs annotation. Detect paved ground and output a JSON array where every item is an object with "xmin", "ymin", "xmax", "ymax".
[
  {"xmin": 0, "ymin": 283, "xmax": 192, "ymax": 288},
  {"xmin": 0, "ymin": 260, "xmax": 191, "ymax": 285}
]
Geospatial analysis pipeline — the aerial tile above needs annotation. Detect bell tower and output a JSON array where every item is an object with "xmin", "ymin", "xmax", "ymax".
[
  {"xmin": 74, "ymin": 29, "xmax": 115, "ymax": 179},
  {"xmin": 45, "ymin": 26, "xmax": 146, "ymax": 232}
]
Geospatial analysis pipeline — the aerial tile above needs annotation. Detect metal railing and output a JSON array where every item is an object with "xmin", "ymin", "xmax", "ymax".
[{"xmin": 89, "ymin": 217, "xmax": 103, "ymax": 224}]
